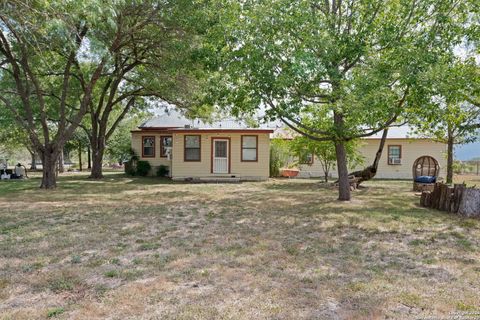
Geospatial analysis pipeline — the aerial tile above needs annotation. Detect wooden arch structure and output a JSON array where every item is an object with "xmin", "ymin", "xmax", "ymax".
[{"xmin": 413, "ymin": 156, "xmax": 440, "ymax": 191}]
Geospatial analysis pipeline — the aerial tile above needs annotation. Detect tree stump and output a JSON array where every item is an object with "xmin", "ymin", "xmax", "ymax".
[
  {"xmin": 452, "ymin": 184, "xmax": 466, "ymax": 214},
  {"xmin": 458, "ymin": 189, "xmax": 480, "ymax": 218},
  {"xmin": 438, "ymin": 184, "xmax": 448, "ymax": 211},
  {"xmin": 420, "ymin": 191, "xmax": 431, "ymax": 207},
  {"xmin": 431, "ymin": 183, "xmax": 442, "ymax": 209},
  {"xmin": 444, "ymin": 186, "xmax": 454, "ymax": 213}
]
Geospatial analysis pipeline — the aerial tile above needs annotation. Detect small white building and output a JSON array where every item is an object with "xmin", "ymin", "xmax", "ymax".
[{"xmin": 277, "ymin": 128, "xmax": 447, "ymax": 180}]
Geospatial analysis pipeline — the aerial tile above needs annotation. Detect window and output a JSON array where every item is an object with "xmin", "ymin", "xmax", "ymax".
[
  {"xmin": 142, "ymin": 136, "xmax": 155, "ymax": 157},
  {"xmin": 299, "ymin": 153, "xmax": 314, "ymax": 165},
  {"xmin": 160, "ymin": 136, "xmax": 172, "ymax": 158},
  {"xmin": 184, "ymin": 135, "xmax": 201, "ymax": 161},
  {"xmin": 241, "ymin": 135, "xmax": 258, "ymax": 161},
  {"xmin": 388, "ymin": 145, "xmax": 402, "ymax": 165}
]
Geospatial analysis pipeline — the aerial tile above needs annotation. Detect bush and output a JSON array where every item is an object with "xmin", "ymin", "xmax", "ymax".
[
  {"xmin": 136, "ymin": 160, "xmax": 151, "ymax": 176},
  {"xmin": 270, "ymin": 138, "xmax": 291, "ymax": 177},
  {"xmin": 156, "ymin": 165, "xmax": 169, "ymax": 177},
  {"xmin": 124, "ymin": 150, "xmax": 139, "ymax": 176},
  {"xmin": 124, "ymin": 161, "xmax": 134, "ymax": 176}
]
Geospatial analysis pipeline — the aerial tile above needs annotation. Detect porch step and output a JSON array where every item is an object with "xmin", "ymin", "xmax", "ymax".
[{"xmin": 173, "ymin": 176, "xmax": 241, "ymax": 183}]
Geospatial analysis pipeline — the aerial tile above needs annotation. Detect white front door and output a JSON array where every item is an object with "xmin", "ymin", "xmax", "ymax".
[{"xmin": 213, "ymin": 139, "xmax": 229, "ymax": 174}]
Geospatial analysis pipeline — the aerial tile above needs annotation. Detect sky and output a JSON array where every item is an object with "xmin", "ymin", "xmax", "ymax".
[{"xmin": 455, "ymin": 140, "xmax": 480, "ymax": 161}]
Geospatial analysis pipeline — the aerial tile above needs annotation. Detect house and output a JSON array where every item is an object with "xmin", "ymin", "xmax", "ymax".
[
  {"xmin": 131, "ymin": 111, "xmax": 273, "ymax": 181},
  {"xmin": 274, "ymin": 127, "xmax": 447, "ymax": 180}
]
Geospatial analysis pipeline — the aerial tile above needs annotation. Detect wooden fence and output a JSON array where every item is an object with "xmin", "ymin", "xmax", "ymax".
[{"xmin": 420, "ymin": 183, "xmax": 480, "ymax": 218}]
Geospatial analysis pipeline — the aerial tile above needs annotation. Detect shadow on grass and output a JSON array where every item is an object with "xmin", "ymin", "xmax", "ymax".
[{"xmin": 0, "ymin": 173, "xmax": 176, "ymax": 196}]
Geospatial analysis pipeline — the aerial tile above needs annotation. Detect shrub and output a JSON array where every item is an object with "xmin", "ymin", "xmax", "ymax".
[
  {"xmin": 136, "ymin": 160, "xmax": 151, "ymax": 176},
  {"xmin": 156, "ymin": 165, "xmax": 169, "ymax": 177},
  {"xmin": 270, "ymin": 138, "xmax": 291, "ymax": 177},
  {"xmin": 124, "ymin": 150, "xmax": 139, "ymax": 176},
  {"xmin": 124, "ymin": 160, "xmax": 136, "ymax": 176}
]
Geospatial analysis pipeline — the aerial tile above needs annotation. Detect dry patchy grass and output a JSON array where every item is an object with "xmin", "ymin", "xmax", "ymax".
[{"xmin": 0, "ymin": 173, "xmax": 479, "ymax": 319}]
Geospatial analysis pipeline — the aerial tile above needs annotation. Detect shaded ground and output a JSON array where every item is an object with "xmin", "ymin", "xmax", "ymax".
[{"xmin": 0, "ymin": 173, "xmax": 479, "ymax": 319}]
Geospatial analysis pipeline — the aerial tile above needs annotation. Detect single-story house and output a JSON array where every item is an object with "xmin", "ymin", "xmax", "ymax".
[
  {"xmin": 131, "ymin": 111, "xmax": 273, "ymax": 181},
  {"xmin": 285, "ymin": 128, "xmax": 447, "ymax": 180}
]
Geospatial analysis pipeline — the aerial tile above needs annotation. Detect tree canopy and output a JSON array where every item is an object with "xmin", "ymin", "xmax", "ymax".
[
  {"xmin": 0, "ymin": 0, "xmax": 209, "ymax": 187},
  {"xmin": 206, "ymin": 0, "xmax": 475, "ymax": 200}
]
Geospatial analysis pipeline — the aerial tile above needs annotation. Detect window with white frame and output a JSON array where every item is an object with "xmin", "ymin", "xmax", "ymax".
[
  {"xmin": 388, "ymin": 145, "xmax": 402, "ymax": 165},
  {"xmin": 160, "ymin": 136, "xmax": 172, "ymax": 158},
  {"xmin": 142, "ymin": 136, "xmax": 155, "ymax": 157},
  {"xmin": 184, "ymin": 135, "xmax": 201, "ymax": 161},
  {"xmin": 241, "ymin": 135, "xmax": 258, "ymax": 161}
]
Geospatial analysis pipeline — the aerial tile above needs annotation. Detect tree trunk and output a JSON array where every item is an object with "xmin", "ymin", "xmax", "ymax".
[
  {"xmin": 58, "ymin": 148, "xmax": 65, "ymax": 173},
  {"xmin": 335, "ymin": 141, "xmax": 351, "ymax": 201},
  {"xmin": 446, "ymin": 135, "xmax": 454, "ymax": 184},
  {"xmin": 372, "ymin": 128, "xmax": 389, "ymax": 169},
  {"xmin": 321, "ymin": 160, "xmax": 329, "ymax": 183},
  {"xmin": 333, "ymin": 111, "xmax": 351, "ymax": 201},
  {"xmin": 78, "ymin": 144, "xmax": 83, "ymax": 171},
  {"xmin": 40, "ymin": 147, "xmax": 58, "ymax": 189},
  {"xmin": 30, "ymin": 151, "xmax": 37, "ymax": 170},
  {"xmin": 345, "ymin": 128, "xmax": 389, "ymax": 185},
  {"xmin": 87, "ymin": 146, "xmax": 92, "ymax": 169},
  {"xmin": 90, "ymin": 144, "xmax": 105, "ymax": 179}
]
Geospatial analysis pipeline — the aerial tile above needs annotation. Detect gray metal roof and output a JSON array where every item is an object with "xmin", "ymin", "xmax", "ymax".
[
  {"xmin": 272, "ymin": 125, "xmax": 425, "ymax": 140},
  {"xmin": 140, "ymin": 109, "xmax": 276, "ymax": 130}
]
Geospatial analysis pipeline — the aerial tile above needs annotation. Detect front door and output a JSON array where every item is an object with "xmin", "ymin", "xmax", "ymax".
[{"xmin": 213, "ymin": 139, "xmax": 229, "ymax": 173}]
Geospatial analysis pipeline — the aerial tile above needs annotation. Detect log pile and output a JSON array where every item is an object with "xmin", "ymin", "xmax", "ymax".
[{"xmin": 420, "ymin": 183, "xmax": 480, "ymax": 218}]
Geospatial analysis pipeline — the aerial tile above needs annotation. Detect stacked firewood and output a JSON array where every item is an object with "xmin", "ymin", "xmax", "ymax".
[{"xmin": 420, "ymin": 183, "xmax": 480, "ymax": 218}]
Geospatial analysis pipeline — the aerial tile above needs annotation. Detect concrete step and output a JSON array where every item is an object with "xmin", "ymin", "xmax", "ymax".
[{"xmin": 173, "ymin": 176, "xmax": 241, "ymax": 183}]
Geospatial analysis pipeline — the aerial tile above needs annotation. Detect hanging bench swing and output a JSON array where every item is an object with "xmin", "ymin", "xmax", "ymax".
[{"xmin": 413, "ymin": 156, "xmax": 440, "ymax": 192}]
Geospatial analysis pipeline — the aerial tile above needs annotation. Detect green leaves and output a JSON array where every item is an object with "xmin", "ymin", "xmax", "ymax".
[{"xmin": 206, "ymin": 0, "xmax": 474, "ymax": 141}]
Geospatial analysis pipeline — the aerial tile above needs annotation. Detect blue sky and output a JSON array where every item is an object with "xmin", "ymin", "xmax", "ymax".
[{"xmin": 455, "ymin": 140, "xmax": 480, "ymax": 160}]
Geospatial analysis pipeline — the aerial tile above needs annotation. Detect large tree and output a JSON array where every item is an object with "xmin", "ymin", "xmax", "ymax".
[
  {"xmin": 0, "ymin": 1, "xmax": 117, "ymax": 188},
  {"xmin": 208, "ymin": 0, "xmax": 471, "ymax": 200},
  {"xmin": 0, "ymin": 0, "xmax": 206, "ymax": 187},
  {"xmin": 80, "ymin": 1, "xmax": 207, "ymax": 179}
]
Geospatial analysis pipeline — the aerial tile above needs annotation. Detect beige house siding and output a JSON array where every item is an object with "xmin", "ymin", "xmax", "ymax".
[
  {"xmin": 171, "ymin": 132, "xmax": 270, "ymax": 180},
  {"xmin": 132, "ymin": 131, "xmax": 270, "ymax": 180},
  {"xmin": 131, "ymin": 132, "xmax": 173, "ymax": 174},
  {"xmin": 298, "ymin": 139, "xmax": 447, "ymax": 179}
]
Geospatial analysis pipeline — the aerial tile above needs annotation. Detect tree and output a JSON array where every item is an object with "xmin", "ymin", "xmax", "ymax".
[
  {"xmin": 409, "ymin": 60, "xmax": 480, "ymax": 184},
  {"xmin": 80, "ymin": 1, "xmax": 207, "ymax": 179},
  {"xmin": 411, "ymin": 102, "xmax": 479, "ymax": 184},
  {"xmin": 0, "ymin": 0, "xmax": 206, "ymax": 187},
  {"xmin": 0, "ymin": 106, "xmax": 38, "ymax": 169},
  {"xmin": 290, "ymin": 135, "xmax": 363, "ymax": 182},
  {"xmin": 64, "ymin": 129, "xmax": 90, "ymax": 172},
  {"xmin": 0, "ymin": 1, "xmax": 117, "ymax": 188},
  {"xmin": 208, "ymin": 0, "xmax": 471, "ymax": 200},
  {"xmin": 105, "ymin": 112, "xmax": 151, "ymax": 164}
]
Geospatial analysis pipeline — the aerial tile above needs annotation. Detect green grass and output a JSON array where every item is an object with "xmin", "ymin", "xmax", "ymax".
[
  {"xmin": 46, "ymin": 307, "xmax": 65, "ymax": 318},
  {"xmin": 0, "ymin": 172, "xmax": 479, "ymax": 319}
]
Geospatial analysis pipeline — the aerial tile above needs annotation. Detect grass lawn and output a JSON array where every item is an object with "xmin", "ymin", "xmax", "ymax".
[{"xmin": 0, "ymin": 173, "xmax": 479, "ymax": 319}]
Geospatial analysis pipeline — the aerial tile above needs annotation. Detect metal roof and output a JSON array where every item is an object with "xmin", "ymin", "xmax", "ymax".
[
  {"xmin": 272, "ymin": 125, "xmax": 427, "ymax": 140},
  {"xmin": 140, "ymin": 109, "xmax": 276, "ymax": 131}
]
